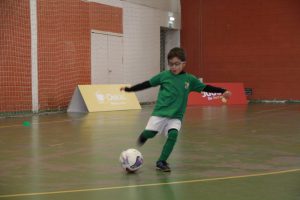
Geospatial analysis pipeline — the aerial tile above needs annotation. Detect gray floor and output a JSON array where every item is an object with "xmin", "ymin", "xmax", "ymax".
[{"xmin": 0, "ymin": 104, "xmax": 300, "ymax": 199}]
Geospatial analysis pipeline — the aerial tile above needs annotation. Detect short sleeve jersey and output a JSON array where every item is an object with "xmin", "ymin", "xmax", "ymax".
[{"xmin": 149, "ymin": 70, "xmax": 206, "ymax": 120}]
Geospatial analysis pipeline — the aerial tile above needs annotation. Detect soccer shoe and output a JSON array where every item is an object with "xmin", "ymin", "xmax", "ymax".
[
  {"xmin": 136, "ymin": 134, "xmax": 147, "ymax": 147},
  {"xmin": 156, "ymin": 161, "xmax": 171, "ymax": 172}
]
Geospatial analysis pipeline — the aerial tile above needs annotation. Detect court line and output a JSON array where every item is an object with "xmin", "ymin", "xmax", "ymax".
[
  {"xmin": 0, "ymin": 168, "xmax": 299, "ymax": 198},
  {"xmin": 0, "ymin": 106, "xmax": 290, "ymax": 129},
  {"xmin": 0, "ymin": 119, "xmax": 83, "ymax": 129}
]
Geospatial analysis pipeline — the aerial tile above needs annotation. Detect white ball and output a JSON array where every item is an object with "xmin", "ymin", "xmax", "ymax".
[{"xmin": 119, "ymin": 148, "xmax": 143, "ymax": 172}]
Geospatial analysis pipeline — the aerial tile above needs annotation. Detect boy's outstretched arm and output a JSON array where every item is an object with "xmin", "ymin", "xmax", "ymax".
[
  {"xmin": 202, "ymin": 85, "xmax": 232, "ymax": 100},
  {"xmin": 120, "ymin": 81, "xmax": 151, "ymax": 92}
]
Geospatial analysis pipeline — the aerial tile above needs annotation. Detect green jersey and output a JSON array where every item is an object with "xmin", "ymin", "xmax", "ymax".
[{"xmin": 149, "ymin": 70, "xmax": 206, "ymax": 120}]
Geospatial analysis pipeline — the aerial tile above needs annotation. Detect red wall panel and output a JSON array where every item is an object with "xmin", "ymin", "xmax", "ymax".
[
  {"xmin": 89, "ymin": 3, "xmax": 122, "ymax": 33},
  {"xmin": 38, "ymin": 0, "xmax": 123, "ymax": 110},
  {"xmin": 181, "ymin": 0, "xmax": 202, "ymax": 76},
  {"xmin": 181, "ymin": 0, "xmax": 300, "ymax": 100},
  {"xmin": 38, "ymin": 0, "xmax": 90, "ymax": 110},
  {"xmin": 0, "ymin": 1, "xmax": 122, "ymax": 113},
  {"xmin": 0, "ymin": 1, "xmax": 32, "ymax": 112}
]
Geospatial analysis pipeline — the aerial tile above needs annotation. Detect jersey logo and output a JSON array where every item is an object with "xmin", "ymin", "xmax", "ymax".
[{"xmin": 185, "ymin": 82, "xmax": 190, "ymax": 89}]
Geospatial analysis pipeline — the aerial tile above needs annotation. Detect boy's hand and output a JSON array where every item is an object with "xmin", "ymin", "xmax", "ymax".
[
  {"xmin": 221, "ymin": 91, "xmax": 232, "ymax": 103},
  {"xmin": 120, "ymin": 87, "xmax": 126, "ymax": 91},
  {"xmin": 120, "ymin": 87, "xmax": 131, "ymax": 92}
]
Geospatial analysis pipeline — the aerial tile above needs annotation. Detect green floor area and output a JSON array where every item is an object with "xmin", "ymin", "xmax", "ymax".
[{"xmin": 0, "ymin": 104, "xmax": 300, "ymax": 199}]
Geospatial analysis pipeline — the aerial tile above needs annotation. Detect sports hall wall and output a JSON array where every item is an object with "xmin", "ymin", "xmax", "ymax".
[
  {"xmin": 37, "ymin": 1, "xmax": 122, "ymax": 111},
  {"xmin": 1, "ymin": 1, "xmax": 32, "ymax": 112},
  {"xmin": 0, "ymin": 0, "xmax": 180, "ymax": 114},
  {"xmin": 1, "ymin": 0, "xmax": 122, "ymax": 113},
  {"xmin": 181, "ymin": 0, "xmax": 300, "ymax": 100}
]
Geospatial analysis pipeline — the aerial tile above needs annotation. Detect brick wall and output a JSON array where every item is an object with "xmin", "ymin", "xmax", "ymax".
[
  {"xmin": 0, "ymin": 1, "xmax": 123, "ymax": 113},
  {"xmin": 181, "ymin": 0, "xmax": 300, "ymax": 100},
  {"xmin": 38, "ymin": 0, "xmax": 122, "ymax": 110},
  {"xmin": 0, "ymin": 1, "xmax": 32, "ymax": 112}
]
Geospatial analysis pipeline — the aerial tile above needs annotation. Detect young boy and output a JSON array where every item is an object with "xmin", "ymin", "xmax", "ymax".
[{"xmin": 121, "ymin": 47, "xmax": 231, "ymax": 172}]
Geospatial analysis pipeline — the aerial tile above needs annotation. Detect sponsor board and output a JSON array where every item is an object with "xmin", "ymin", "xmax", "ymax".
[
  {"xmin": 68, "ymin": 85, "xmax": 141, "ymax": 112},
  {"xmin": 188, "ymin": 83, "xmax": 247, "ymax": 105}
]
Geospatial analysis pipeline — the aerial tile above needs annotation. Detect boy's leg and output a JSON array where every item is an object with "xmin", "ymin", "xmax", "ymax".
[
  {"xmin": 156, "ymin": 129, "xmax": 178, "ymax": 172},
  {"xmin": 137, "ymin": 130, "xmax": 158, "ymax": 146},
  {"xmin": 138, "ymin": 116, "xmax": 166, "ymax": 146}
]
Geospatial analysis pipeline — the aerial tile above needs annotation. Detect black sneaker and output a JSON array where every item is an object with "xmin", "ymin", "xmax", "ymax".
[
  {"xmin": 156, "ymin": 161, "xmax": 171, "ymax": 172},
  {"xmin": 137, "ymin": 134, "xmax": 147, "ymax": 147}
]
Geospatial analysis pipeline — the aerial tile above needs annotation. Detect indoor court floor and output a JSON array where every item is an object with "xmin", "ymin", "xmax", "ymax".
[{"xmin": 0, "ymin": 104, "xmax": 300, "ymax": 200}]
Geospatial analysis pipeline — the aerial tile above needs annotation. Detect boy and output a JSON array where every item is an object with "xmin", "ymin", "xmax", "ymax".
[{"xmin": 121, "ymin": 47, "xmax": 231, "ymax": 172}]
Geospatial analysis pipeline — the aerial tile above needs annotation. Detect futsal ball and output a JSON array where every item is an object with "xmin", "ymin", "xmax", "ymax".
[{"xmin": 119, "ymin": 148, "xmax": 143, "ymax": 172}]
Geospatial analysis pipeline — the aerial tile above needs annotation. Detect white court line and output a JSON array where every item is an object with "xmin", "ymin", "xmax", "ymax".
[
  {"xmin": 0, "ymin": 168, "xmax": 299, "ymax": 198},
  {"xmin": 0, "ymin": 106, "xmax": 290, "ymax": 129},
  {"xmin": 0, "ymin": 119, "xmax": 84, "ymax": 129}
]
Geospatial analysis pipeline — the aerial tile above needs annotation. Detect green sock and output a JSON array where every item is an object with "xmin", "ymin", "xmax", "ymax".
[
  {"xmin": 158, "ymin": 129, "xmax": 178, "ymax": 162},
  {"xmin": 142, "ymin": 130, "xmax": 158, "ymax": 139},
  {"xmin": 137, "ymin": 130, "xmax": 158, "ymax": 145}
]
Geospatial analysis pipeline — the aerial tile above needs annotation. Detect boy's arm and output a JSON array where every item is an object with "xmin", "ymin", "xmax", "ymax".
[
  {"xmin": 202, "ymin": 85, "xmax": 226, "ymax": 93},
  {"xmin": 202, "ymin": 85, "xmax": 232, "ymax": 100},
  {"xmin": 120, "ymin": 81, "xmax": 151, "ymax": 92},
  {"xmin": 191, "ymin": 76, "xmax": 232, "ymax": 101},
  {"xmin": 121, "ymin": 72, "xmax": 163, "ymax": 92}
]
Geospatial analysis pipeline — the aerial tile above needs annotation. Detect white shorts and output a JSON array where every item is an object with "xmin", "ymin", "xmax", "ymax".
[{"xmin": 145, "ymin": 116, "xmax": 182, "ymax": 137}]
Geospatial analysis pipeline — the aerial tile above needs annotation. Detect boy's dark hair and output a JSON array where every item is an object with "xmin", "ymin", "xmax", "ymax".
[{"xmin": 167, "ymin": 47, "xmax": 186, "ymax": 62}]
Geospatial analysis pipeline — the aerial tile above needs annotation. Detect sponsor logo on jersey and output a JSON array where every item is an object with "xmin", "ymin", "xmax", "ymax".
[{"xmin": 185, "ymin": 82, "xmax": 190, "ymax": 89}]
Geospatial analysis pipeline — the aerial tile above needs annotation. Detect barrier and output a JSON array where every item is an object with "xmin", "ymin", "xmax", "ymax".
[
  {"xmin": 67, "ymin": 85, "xmax": 141, "ymax": 112},
  {"xmin": 188, "ymin": 83, "xmax": 247, "ymax": 105}
]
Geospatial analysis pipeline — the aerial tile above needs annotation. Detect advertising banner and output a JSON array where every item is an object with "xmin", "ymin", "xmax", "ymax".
[
  {"xmin": 68, "ymin": 85, "xmax": 141, "ymax": 112},
  {"xmin": 188, "ymin": 83, "xmax": 247, "ymax": 105}
]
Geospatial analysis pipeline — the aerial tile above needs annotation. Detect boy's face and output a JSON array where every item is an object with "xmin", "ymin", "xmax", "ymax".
[{"xmin": 168, "ymin": 57, "xmax": 186, "ymax": 75}]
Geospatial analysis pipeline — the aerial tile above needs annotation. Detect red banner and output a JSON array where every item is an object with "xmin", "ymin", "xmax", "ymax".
[{"xmin": 188, "ymin": 83, "xmax": 247, "ymax": 105}]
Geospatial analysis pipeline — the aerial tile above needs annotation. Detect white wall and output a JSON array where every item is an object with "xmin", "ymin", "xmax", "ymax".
[
  {"xmin": 165, "ymin": 29, "xmax": 180, "ymax": 70},
  {"xmin": 88, "ymin": 0, "xmax": 181, "ymax": 102},
  {"xmin": 30, "ymin": 0, "xmax": 38, "ymax": 112},
  {"xmin": 91, "ymin": 32, "xmax": 124, "ymax": 84},
  {"xmin": 123, "ymin": 3, "xmax": 161, "ymax": 102}
]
